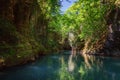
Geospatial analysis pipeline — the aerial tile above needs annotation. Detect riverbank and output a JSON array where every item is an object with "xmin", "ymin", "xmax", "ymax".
[{"xmin": 0, "ymin": 49, "xmax": 72, "ymax": 69}]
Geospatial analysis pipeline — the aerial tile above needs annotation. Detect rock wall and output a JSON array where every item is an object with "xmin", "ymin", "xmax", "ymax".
[
  {"xmin": 99, "ymin": 7, "xmax": 120, "ymax": 56},
  {"xmin": 0, "ymin": 0, "xmax": 42, "ymax": 68}
]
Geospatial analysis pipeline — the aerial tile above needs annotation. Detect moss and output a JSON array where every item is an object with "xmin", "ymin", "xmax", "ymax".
[
  {"xmin": 0, "ymin": 17, "xmax": 40, "ymax": 66},
  {"xmin": 0, "ymin": 18, "xmax": 18, "ymax": 57},
  {"xmin": 0, "ymin": 18, "xmax": 18, "ymax": 45}
]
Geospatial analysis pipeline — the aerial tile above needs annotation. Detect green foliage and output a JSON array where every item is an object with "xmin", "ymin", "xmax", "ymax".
[
  {"xmin": 37, "ymin": 0, "xmax": 60, "ymax": 20},
  {"xmin": 49, "ymin": 0, "xmax": 116, "ymax": 49},
  {"xmin": 65, "ymin": 0, "xmax": 109, "ymax": 41},
  {"xmin": 59, "ymin": 57, "xmax": 75, "ymax": 80}
]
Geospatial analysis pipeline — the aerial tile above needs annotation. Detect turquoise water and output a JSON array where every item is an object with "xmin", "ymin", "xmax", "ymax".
[{"xmin": 0, "ymin": 51, "xmax": 120, "ymax": 80}]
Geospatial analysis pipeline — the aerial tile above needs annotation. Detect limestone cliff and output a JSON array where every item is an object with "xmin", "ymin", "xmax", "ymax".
[{"xmin": 0, "ymin": 0, "xmax": 43, "ymax": 68}]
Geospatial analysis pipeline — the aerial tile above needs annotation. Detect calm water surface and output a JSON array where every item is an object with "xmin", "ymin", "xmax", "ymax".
[{"xmin": 0, "ymin": 51, "xmax": 120, "ymax": 80}]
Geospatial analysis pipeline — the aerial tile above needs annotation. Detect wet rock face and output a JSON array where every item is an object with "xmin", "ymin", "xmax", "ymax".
[
  {"xmin": 104, "ymin": 31, "xmax": 120, "ymax": 50},
  {"xmin": 102, "ymin": 7, "xmax": 120, "ymax": 56},
  {"xmin": 0, "ymin": 0, "xmax": 15, "ymax": 21},
  {"xmin": 13, "ymin": 0, "xmax": 33, "ymax": 34},
  {"xmin": 0, "ymin": 0, "xmax": 36, "ymax": 46},
  {"xmin": 0, "ymin": 0, "xmax": 34, "ymax": 34},
  {"xmin": 106, "ymin": 7, "xmax": 120, "ymax": 48},
  {"xmin": 0, "ymin": 0, "xmax": 40, "ymax": 67},
  {"xmin": 113, "ymin": 31, "xmax": 120, "ymax": 49}
]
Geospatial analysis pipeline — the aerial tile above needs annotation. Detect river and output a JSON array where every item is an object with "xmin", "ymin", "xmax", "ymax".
[{"xmin": 0, "ymin": 51, "xmax": 120, "ymax": 80}]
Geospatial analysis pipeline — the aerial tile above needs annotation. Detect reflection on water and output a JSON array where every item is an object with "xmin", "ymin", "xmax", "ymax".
[
  {"xmin": 0, "ymin": 51, "xmax": 120, "ymax": 80},
  {"xmin": 59, "ymin": 51, "xmax": 77, "ymax": 80},
  {"xmin": 59, "ymin": 51, "xmax": 120, "ymax": 80},
  {"xmin": 79, "ymin": 55, "xmax": 104, "ymax": 80},
  {"xmin": 68, "ymin": 49, "xmax": 77, "ymax": 72},
  {"xmin": 68, "ymin": 54, "xmax": 75, "ymax": 72}
]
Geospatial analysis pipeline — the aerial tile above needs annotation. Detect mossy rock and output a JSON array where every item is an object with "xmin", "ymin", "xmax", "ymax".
[
  {"xmin": 0, "ymin": 18, "xmax": 18, "ymax": 45},
  {"xmin": 0, "ymin": 18, "xmax": 19, "ymax": 57}
]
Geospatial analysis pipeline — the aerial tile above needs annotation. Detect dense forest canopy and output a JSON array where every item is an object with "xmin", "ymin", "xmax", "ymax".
[{"xmin": 50, "ymin": 0, "xmax": 119, "ymax": 52}]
